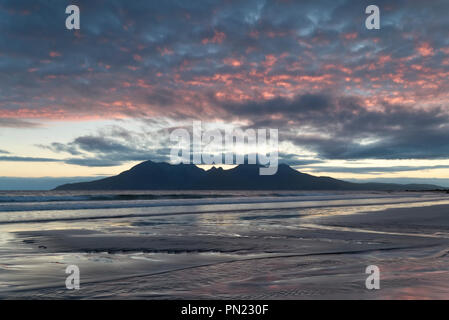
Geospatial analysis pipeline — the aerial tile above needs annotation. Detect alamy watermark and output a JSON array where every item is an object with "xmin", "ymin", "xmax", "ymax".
[
  {"xmin": 365, "ymin": 5, "xmax": 380, "ymax": 30},
  {"xmin": 65, "ymin": 265, "xmax": 80, "ymax": 290},
  {"xmin": 64, "ymin": 5, "xmax": 379, "ymax": 31},
  {"xmin": 170, "ymin": 121, "xmax": 278, "ymax": 175},
  {"xmin": 65, "ymin": 5, "xmax": 80, "ymax": 30},
  {"xmin": 365, "ymin": 265, "xmax": 380, "ymax": 290}
]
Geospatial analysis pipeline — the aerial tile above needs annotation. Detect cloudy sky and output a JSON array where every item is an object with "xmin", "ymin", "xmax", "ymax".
[{"xmin": 1, "ymin": 0, "xmax": 449, "ymax": 189}]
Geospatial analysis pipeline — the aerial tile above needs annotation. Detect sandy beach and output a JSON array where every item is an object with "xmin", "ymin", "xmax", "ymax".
[{"xmin": 0, "ymin": 191, "xmax": 448, "ymax": 299}]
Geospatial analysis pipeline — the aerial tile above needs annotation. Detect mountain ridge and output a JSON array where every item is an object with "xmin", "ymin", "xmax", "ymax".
[{"xmin": 54, "ymin": 160, "xmax": 442, "ymax": 191}]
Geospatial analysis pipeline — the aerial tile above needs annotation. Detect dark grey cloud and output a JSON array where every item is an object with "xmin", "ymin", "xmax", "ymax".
[
  {"xmin": 278, "ymin": 152, "xmax": 324, "ymax": 166},
  {"xmin": 0, "ymin": 156, "xmax": 59, "ymax": 162},
  {"xmin": 0, "ymin": 118, "xmax": 41, "ymax": 128},
  {"xmin": 223, "ymin": 93, "xmax": 449, "ymax": 160},
  {"xmin": 40, "ymin": 142, "xmax": 83, "ymax": 156},
  {"xmin": 38, "ymin": 125, "xmax": 172, "ymax": 167},
  {"xmin": 73, "ymin": 136, "xmax": 136, "ymax": 154},
  {"xmin": 306, "ymin": 165, "xmax": 449, "ymax": 174}
]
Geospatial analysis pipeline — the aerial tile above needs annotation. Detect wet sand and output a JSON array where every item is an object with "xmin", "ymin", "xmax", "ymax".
[{"xmin": 1, "ymin": 193, "xmax": 448, "ymax": 299}]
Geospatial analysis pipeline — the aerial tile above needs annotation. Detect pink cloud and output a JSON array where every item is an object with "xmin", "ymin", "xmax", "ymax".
[
  {"xmin": 417, "ymin": 42, "xmax": 434, "ymax": 57},
  {"xmin": 343, "ymin": 32, "xmax": 358, "ymax": 40},
  {"xmin": 49, "ymin": 51, "xmax": 61, "ymax": 58},
  {"xmin": 133, "ymin": 54, "xmax": 143, "ymax": 62},
  {"xmin": 202, "ymin": 30, "xmax": 226, "ymax": 44}
]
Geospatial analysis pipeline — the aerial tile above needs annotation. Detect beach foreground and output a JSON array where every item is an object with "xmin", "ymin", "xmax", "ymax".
[{"xmin": 0, "ymin": 191, "xmax": 448, "ymax": 299}]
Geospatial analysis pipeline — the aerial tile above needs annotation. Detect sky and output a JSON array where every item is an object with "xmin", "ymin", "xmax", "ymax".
[{"xmin": 1, "ymin": 0, "xmax": 449, "ymax": 189}]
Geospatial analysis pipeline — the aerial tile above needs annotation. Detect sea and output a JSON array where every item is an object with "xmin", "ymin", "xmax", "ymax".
[{"xmin": 0, "ymin": 190, "xmax": 448, "ymax": 299}]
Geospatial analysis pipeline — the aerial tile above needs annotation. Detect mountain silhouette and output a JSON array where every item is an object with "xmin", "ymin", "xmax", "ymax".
[{"xmin": 54, "ymin": 160, "xmax": 442, "ymax": 191}]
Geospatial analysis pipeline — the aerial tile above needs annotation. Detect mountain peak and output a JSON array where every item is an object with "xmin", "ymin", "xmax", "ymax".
[{"xmin": 208, "ymin": 166, "xmax": 224, "ymax": 172}]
